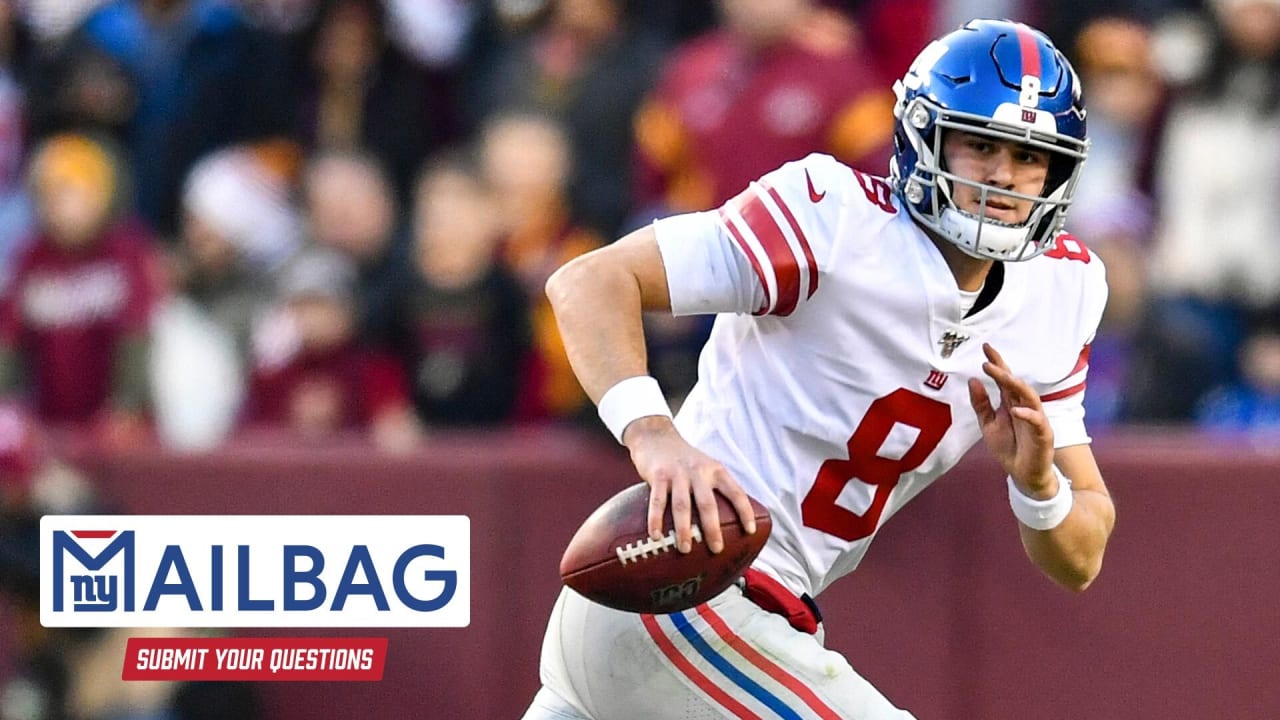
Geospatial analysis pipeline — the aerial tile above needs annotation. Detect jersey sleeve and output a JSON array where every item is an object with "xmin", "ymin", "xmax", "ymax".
[
  {"xmin": 1039, "ymin": 243, "xmax": 1109, "ymax": 448},
  {"xmin": 656, "ymin": 153, "xmax": 852, "ymax": 317}
]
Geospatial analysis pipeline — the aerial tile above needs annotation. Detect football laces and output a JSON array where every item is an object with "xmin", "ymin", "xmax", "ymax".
[{"xmin": 615, "ymin": 526, "xmax": 705, "ymax": 566}]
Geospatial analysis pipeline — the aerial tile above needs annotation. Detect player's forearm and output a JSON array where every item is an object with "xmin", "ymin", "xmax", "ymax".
[
  {"xmin": 545, "ymin": 252, "xmax": 652, "ymax": 404},
  {"xmin": 1019, "ymin": 487, "xmax": 1115, "ymax": 592}
]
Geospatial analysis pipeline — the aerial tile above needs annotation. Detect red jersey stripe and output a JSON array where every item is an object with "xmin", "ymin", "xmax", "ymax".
[
  {"xmin": 720, "ymin": 208, "xmax": 773, "ymax": 315},
  {"xmin": 1041, "ymin": 381, "xmax": 1086, "ymax": 403},
  {"xmin": 641, "ymin": 614, "xmax": 762, "ymax": 719},
  {"xmin": 694, "ymin": 604, "xmax": 843, "ymax": 720},
  {"xmin": 761, "ymin": 181, "xmax": 819, "ymax": 299},
  {"xmin": 1069, "ymin": 344, "xmax": 1091, "ymax": 376},
  {"xmin": 729, "ymin": 187, "xmax": 802, "ymax": 316},
  {"xmin": 1016, "ymin": 24, "xmax": 1042, "ymax": 80}
]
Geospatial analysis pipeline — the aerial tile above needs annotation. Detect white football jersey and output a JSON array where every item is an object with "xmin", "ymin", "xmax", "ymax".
[{"xmin": 654, "ymin": 153, "xmax": 1108, "ymax": 599}]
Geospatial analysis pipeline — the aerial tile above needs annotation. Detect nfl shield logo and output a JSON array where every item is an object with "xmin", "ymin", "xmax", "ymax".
[{"xmin": 938, "ymin": 330, "xmax": 970, "ymax": 359}]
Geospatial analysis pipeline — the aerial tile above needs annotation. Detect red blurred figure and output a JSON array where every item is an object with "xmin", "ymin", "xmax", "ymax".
[
  {"xmin": 244, "ymin": 247, "xmax": 420, "ymax": 450},
  {"xmin": 0, "ymin": 134, "xmax": 158, "ymax": 449},
  {"xmin": 633, "ymin": 0, "xmax": 895, "ymax": 215}
]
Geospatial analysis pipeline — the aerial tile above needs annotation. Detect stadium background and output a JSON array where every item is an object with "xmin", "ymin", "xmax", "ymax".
[{"xmin": 0, "ymin": 0, "xmax": 1278, "ymax": 718}]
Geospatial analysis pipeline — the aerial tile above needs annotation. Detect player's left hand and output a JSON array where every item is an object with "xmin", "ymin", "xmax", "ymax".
[{"xmin": 967, "ymin": 343, "xmax": 1057, "ymax": 496}]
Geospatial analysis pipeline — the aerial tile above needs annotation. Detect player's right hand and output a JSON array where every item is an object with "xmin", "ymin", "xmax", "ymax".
[{"xmin": 622, "ymin": 416, "xmax": 757, "ymax": 555}]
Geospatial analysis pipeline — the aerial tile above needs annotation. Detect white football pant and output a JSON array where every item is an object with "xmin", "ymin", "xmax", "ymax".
[{"xmin": 522, "ymin": 585, "xmax": 916, "ymax": 719}]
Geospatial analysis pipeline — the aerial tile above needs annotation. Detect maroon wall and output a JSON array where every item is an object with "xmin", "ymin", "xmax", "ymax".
[{"xmin": 6, "ymin": 429, "xmax": 1279, "ymax": 719}]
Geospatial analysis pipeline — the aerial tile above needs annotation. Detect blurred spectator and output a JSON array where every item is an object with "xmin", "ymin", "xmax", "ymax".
[
  {"xmin": 291, "ymin": 0, "xmax": 442, "ymax": 201},
  {"xmin": 0, "ymin": 0, "xmax": 33, "ymax": 289},
  {"xmin": 1042, "ymin": 0, "xmax": 1202, "ymax": 62},
  {"xmin": 391, "ymin": 153, "xmax": 529, "ymax": 427},
  {"xmin": 300, "ymin": 148, "xmax": 411, "ymax": 346},
  {"xmin": 848, "ymin": 0, "xmax": 934, "ymax": 82},
  {"xmin": 0, "ymin": 134, "xmax": 157, "ymax": 448},
  {"xmin": 633, "ymin": 0, "xmax": 894, "ymax": 217},
  {"xmin": 236, "ymin": 0, "xmax": 317, "ymax": 33},
  {"xmin": 1066, "ymin": 17, "xmax": 1164, "ymax": 427},
  {"xmin": 852, "ymin": 0, "xmax": 1040, "ymax": 83},
  {"xmin": 0, "ymin": 402, "xmax": 90, "ymax": 720},
  {"xmin": 67, "ymin": 0, "xmax": 286, "ymax": 235},
  {"xmin": 479, "ymin": 112, "xmax": 601, "ymax": 422},
  {"xmin": 20, "ymin": 0, "xmax": 110, "ymax": 48},
  {"xmin": 469, "ymin": 0, "xmax": 668, "ymax": 236},
  {"xmin": 1072, "ymin": 18, "xmax": 1164, "ymax": 224},
  {"xmin": 177, "ymin": 141, "xmax": 302, "ymax": 284},
  {"xmin": 149, "ymin": 142, "xmax": 302, "ymax": 449},
  {"xmin": 1126, "ymin": 0, "xmax": 1280, "ymax": 421},
  {"xmin": 631, "ymin": 0, "xmax": 718, "ymax": 43},
  {"xmin": 245, "ymin": 246, "xmax": 420, "ymax": 450},
  {"xmin": 384, "ymin": 0, "xmax": 475, "ymax": 68},
  {"xmin": 25, "ymin": 37, "xmax": 137, "ymax": 148},
  {"xmin": 1195, "ymin": 316, "xmax": 1280, "ymax": 431}
]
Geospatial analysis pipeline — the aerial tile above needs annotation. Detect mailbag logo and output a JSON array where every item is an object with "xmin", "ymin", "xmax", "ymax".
[{"xmin": 41, "ymin": 516, "xmax": 469, "ymax": 628}]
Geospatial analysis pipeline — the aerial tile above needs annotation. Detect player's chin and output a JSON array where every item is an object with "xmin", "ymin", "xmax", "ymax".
[{"xmin": 978, "ymin": 205, "xmax": 1023, "ymax": 224}]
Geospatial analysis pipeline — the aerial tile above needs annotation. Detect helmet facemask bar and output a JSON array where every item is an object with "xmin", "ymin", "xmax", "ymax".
[{"xmin": 898, "ymin": 97, "xmax": 1088, "ymax": 261}]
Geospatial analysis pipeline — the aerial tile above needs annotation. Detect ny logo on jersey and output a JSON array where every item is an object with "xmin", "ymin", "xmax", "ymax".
[
  {"xmin": 938, "ymin": 330, "xmax": 970, "ymax": 358},
  {"xmin": 924, "ymin": 369, "xmax": 948, "ymax": 391}
]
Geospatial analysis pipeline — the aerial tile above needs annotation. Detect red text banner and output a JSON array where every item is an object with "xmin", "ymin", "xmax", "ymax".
[{"xmin": 122, "ymin": 636, "xmax": 388, "ymax": 681}]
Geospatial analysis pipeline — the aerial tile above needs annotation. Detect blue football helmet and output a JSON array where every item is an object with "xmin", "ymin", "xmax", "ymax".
[{"xmin": 890, "ymin": 19, "xmax": 1088, "ymax": 261}]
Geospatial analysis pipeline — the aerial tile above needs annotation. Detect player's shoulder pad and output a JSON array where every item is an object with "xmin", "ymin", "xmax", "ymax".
[
  {"xmin": 719, "ymin": 153, "xmax": 866, "ymax": 316},
  {"xmin": 754, "ymin": 152, "xmax": 900, "ymax": 238},
  {"xmin": 1041, "ymin": 233, "xmax": 1107, "ymax": 283},
  {"xmin": 753, "ymin": 153, "xmax": 840, "ymax": 208},
  {"xmin": 766, "ymin": 153, "xmax": 896, "ymax": 208},
  {"xmin": 1032, "ymin": 232, "xmax": 1109, "ymax": 339}
]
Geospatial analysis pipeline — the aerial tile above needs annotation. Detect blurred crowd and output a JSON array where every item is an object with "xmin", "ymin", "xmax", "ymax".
[
  {"xmin": 0, "ymin": 0, "xmax": 1276, "ymax": 460},
  {"xmin": 1, "ymin": 1, "xmax": 1279, "ymax": 717}
]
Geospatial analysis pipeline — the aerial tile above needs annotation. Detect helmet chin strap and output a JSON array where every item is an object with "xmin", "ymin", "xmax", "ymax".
[{"xmin": 937, "ymin": 208, "xmax": 1035, "ymax": 260}]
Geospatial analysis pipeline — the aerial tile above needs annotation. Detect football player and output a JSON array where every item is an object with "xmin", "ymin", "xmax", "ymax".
[{"xmin": 524, "ymin": 19, "xmax": 1115, "ymax": 719}]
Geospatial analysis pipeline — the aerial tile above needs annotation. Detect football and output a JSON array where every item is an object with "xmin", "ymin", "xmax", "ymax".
[{"xmin": 560, "ymin": 483, "xmax": 772, "ymax": 614}]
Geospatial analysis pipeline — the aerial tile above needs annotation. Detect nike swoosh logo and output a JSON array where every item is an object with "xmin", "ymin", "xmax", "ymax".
[{"xmin": 805, "ymin": 169, "xmax": 826, "ymax": 203}]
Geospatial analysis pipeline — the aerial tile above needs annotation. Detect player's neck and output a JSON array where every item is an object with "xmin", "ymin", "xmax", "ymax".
[{"xmin": 928, "ymin": 235, "xmax": 994, "ymax": 292}]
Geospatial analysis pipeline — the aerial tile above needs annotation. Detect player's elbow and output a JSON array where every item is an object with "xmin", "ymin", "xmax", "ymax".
[
  {"xmin": 1059, "ymin": 574, "xmax": 1094, "ymax": 594},
  {"xmin": 1051, "ymin": 557, "xmax": 1104, "ymax": 593},
  {"xmin": 545, "ymin": 253, "xmax": 593, "ymax": 310},
  {"xmin": 546, "ymin": 247, "xmax": 637, "ymax": 314}
]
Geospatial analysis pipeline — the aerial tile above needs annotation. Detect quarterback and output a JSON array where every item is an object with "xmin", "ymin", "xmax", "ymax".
[{"xmin": 525, "ymin": 19, "xmax": 1116, "ymax": 719}]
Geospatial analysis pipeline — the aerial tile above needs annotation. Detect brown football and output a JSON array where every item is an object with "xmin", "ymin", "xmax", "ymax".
[{"xmin": 559, "ymin": 483, "xmax": 772, "ymax": 614}]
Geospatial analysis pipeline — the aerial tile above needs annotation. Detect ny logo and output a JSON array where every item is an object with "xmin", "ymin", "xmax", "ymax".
[
  {"xmin": 70, "ymin": 574, "xmax": 118, "ymax": 612},
  {"xmin": 938, "ymin": 330, "xmax": 970, "ymax": 358},
  {"xmin": 924, "ymin": 369, "xmax": 948, "ymax": 391}
]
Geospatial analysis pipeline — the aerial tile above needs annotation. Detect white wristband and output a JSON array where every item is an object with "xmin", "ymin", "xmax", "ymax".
[
  {"xmin": 597, "ymin": 376, "xmax": 673, "ymax": 445},
  {"xmin": 1007, "ymin": 466, "xmax": 1073, "ymax": 530}
]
